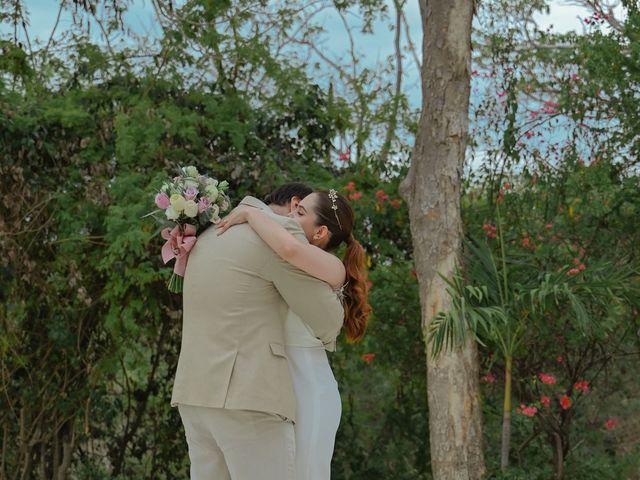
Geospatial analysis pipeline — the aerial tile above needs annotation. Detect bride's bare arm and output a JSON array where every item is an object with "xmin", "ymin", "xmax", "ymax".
[{"xmin": 216, "ymin": 207, "xmax": 346, "ymax": 289}]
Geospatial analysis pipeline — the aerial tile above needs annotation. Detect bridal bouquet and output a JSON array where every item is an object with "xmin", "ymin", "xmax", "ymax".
[{"xmin": 151, "ymin": 165, "xmax": 231, "ymax": 293}]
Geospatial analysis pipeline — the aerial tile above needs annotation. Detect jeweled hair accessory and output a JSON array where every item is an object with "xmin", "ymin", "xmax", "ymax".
[{"xmin": 328, "ymin": 189, "xmax": 343, "ymax": 230}]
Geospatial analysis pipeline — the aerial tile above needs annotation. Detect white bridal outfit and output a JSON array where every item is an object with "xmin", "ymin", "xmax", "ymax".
[{"xmin": 285, "ymin": 308, "xmax": 342, "ymax": 480}]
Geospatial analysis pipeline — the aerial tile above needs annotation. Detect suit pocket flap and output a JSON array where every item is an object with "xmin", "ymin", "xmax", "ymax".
[{"xmin": 269, "ymin": 343, "xmax": 287, "ymax": 358}]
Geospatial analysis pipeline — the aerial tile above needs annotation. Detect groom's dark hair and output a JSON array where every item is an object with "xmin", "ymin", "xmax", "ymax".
[{"xmin": 263, "ymin": 182, "xmax": 313, "ymax": 206}]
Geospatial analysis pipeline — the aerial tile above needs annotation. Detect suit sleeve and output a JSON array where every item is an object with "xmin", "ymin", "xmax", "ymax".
[
  {"xmin": 267, "ymin": 254, "xmax": 344, "ymax": 344},
  {"xmin": 261, "ymin": 219, "xmax": 344, "ymax": 344}
]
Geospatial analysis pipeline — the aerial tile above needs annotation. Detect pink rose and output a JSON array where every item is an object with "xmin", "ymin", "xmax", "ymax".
[
  {"xmin": 184, "ymin": 186, "xmax": 199, "ymax": 201},
  {"xmin": 198, "ymin": 197, "xmax": 211, "ymax": 213},
  {"xmin": 155, "ymin": 192, "xmax": 170, "ymax": 209}
]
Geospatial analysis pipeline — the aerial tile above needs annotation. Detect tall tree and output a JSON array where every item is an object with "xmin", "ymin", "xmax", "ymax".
[{"xmin": 400, "ymin": 0, "xmax": 485, "ymax": 478}]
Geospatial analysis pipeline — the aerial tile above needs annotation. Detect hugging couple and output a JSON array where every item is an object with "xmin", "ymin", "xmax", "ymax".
[{"xmin": 170, "ymin": 183, "xmax": 372, "ymax": 480}]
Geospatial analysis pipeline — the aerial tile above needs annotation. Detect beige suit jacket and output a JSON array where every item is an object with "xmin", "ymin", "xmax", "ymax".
[{"xmin": 170, "ymin": 196, "xmax": 344, "ymax": 422}]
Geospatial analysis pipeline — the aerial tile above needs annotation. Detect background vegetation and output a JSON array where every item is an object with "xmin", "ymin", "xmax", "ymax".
[{"xmin": 0, "ymin": 0, "xmax": 638, "ymax": 478}]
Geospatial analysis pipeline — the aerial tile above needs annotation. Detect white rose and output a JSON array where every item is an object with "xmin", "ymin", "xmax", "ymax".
[
  {"xmin": 206, "ymin": 178, "xmax": 219, "ymax": 187},
  {"xmin": 185, "ymin": 166, "xmax": 199, "ymax": 177},
  {"xmin": 206, "ymin": 185, "xmax": 219, "ymax": 202},
  {"xmin": 165, "ymin": 205, "xmax": 180, "ymax": 220},
  {"xmin": 184, "ymin": 178, "xmax": 199, "ymax": 188},
  {"xmin": 218, "ymin": 180, "xmax": 229, "ymax": 191},
  {"xmin": 183, "ymin": 200, "xmax": 198, "ymax": 218},
  {"xmin": 170, "ymin": 194, "xmax": 187, "ymax": 212}
]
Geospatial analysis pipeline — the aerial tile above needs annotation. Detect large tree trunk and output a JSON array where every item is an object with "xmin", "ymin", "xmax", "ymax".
[{"xmin": 399, "ymin": 1, "xmax": 485, "ymax": 479}]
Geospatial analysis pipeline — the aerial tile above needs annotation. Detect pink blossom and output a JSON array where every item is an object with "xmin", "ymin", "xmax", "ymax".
[
  {"xmin": 155, "ymin": 192, "xmax": 170, "ymax": 209},
  {"xmin": 545, "ymin": 223, "xmax": 553, "ymax": 229},
  {"xmin": 578, "ymin": 263, "xmax": 586, "ymax": 271},
  {"xmin": 560, "ymin": 395, "xmax": 572, "ymax": 410},
  {"xmin": 390, "ymin": 199, "xmax": 402, "ymax": 209},
  {"xmin": 482, "ymin": 223, "xmax": 497, "ymax": 239},
  {"xmin": 604, "ymin": 418, "xmax": 618, "ymax": 430},
  {"xmin": 522, "ymin": 237, "xmax": 531, "ymax": 248},
  {"xmin": 481, "ymin": 373, "xmax": 496, "ymax": 383},
  {"xmin": 349, "ymin": 191, "xmax": 363, "ymax": 201},
  {"xmin": 345, "ymin": 181, "xmax": 356, "ymax": 192},
  {"xmin": 184, "ymin": 186, "xmax": 199, "ymax": 201},
  {"xmin": 556, "ymin": 355, "xmax": 564, "ymax": 364},
  {"xmin": 539, "ymin": 373, "xmax": 557, "ymax": 385},
  {"xmin": 572, "ymin": 258, "xmax": 581, "ymax": 265},
  {"xmin": 540, "ymin": 395, "xmax": 551, "ymax": 408},
  {"xmin": 362, "ymin": 352, "xmax": 375, "ymax": 364},
  {"xmin": 338, "ymin": 148, "xmax": 351, "ymax": 161},
  {"xmin": 567, "ymin": 268, "xmax": 580, "ymax": 276},
  {"xmin": 542, "ymin": 100, "xmax": 560, "ymax": 114},
  {"xmin": 375, "ymin": 189, "xmax": 389, "ymax": 203},
  {"xmin": 197, "ymin": 197, "xmax": 211, "ymax": 213},
  {"xmin": 574, "ymin": 380, "xmax": 589, "ymax": 393},
  {"xmin": 520, "ymin": 404, "xmax": 538, "ymax": 417}
]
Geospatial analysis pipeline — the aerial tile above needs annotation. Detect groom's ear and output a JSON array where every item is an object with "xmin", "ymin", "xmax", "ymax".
[{"xmin": 289, "ymin": 196, "xmax": 302, "ymax": 212}]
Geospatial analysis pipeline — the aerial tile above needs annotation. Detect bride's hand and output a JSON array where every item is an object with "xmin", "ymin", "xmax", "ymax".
[{"xmin": 216, "ymin": 207, "xmax": 252, "ymax": 235}]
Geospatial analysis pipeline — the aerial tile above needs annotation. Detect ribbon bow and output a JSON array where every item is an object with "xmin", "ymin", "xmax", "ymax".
[{"xmin": 161, "ymin": 224, "xmax": 197, "ymax": 276}]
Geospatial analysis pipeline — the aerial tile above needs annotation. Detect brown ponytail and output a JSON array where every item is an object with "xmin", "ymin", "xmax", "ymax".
[
  {"xmin": 312, "ymin": 191, "xmax": 372, "ymax": 342},
  {"xmin": 341, "ymin": 237, "xmax": 371, "ymax": 342}
]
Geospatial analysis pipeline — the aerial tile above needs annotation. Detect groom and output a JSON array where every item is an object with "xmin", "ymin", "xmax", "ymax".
[{"xmin": 171, "ymin": 182, "xmax": 344, "ymax": 480}]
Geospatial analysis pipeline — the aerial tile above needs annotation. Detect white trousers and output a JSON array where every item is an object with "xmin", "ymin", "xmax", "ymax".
[
  {"xmin": 287, "ymin": 346, "xmax": 342, "ymax": 480},
  {"xmin": 178, "ymin": 404, "xmax": 295, "ymax": 480}
]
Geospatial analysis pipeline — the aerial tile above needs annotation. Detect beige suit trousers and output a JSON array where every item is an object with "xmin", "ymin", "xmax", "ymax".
[{"xmin": 178, "ymin": 404, "xmax": 295, "ymax": 480}]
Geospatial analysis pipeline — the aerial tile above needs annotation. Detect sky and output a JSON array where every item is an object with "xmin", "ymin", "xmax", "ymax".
[
  {"xmin": 15, "ymin": 1, "xmax": 608, "ymax": 46},
  {"xmin": 4, "ymin": 0, "xmax": 624, "ymax": 164},
  {"xmin": 7, "ymin": 0, "xmax": 617, "ymax": 113}
]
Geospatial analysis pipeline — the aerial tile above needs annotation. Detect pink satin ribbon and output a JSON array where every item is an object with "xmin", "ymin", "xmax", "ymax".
[{"xmin": 161, "ymin": 224, "xmax": 197, "ymax": 276}]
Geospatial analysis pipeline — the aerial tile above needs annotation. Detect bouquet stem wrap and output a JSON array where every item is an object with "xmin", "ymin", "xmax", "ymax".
[{"xmin": 161, "ymin": 224, "xmax": 197, "ymax": 293}]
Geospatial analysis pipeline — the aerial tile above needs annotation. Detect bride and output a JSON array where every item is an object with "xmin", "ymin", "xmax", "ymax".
[{"xmin": 216, "ymin": 187, "xmax": 371, "ymax": 480}]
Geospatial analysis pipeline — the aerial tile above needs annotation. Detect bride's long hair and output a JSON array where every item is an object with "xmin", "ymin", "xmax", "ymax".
[{"xmin": 312, "ymin": 190, "xmax": 371, "ymax": 342}]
